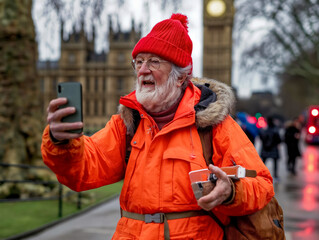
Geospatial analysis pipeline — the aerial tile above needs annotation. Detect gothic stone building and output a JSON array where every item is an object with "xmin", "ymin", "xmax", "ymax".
[{"xmin": 37, "ymin": 20, "xmax": 141, "ymax": 133}]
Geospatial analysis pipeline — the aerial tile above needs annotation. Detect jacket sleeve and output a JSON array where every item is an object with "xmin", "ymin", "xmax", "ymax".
[
  {"xmin": 41, "ymin": 114, "xmax": 127, "ymax": 192},
  {"xmin": 212, "ymin": 116, "xmax": 275, "ymax": 216}
]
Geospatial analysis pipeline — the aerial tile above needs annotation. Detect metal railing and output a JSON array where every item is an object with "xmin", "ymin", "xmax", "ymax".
[{"xmin": 0, "ymin": 162, "xmax": 82, "ymax": 217}]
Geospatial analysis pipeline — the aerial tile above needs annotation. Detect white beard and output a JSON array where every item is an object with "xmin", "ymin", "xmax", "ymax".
[{"xmin": 135, "ymin": 74, "xmax": 182, "ymax": 113}]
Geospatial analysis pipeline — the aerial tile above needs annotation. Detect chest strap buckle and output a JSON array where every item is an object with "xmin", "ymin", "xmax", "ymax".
[{"xmin": 145, "ymin": 213, "xmax": 165, "ymax": 223}]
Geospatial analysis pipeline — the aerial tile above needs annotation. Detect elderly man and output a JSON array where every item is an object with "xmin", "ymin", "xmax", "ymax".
[{"xmin": 42, "ymin": 14, "xmax": 274, "ymax": 240}]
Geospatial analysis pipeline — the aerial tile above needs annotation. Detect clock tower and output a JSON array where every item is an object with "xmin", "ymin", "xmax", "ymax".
[{"xmin": 203, "ymin": 0, "xmax": 234, "ymax": 86}]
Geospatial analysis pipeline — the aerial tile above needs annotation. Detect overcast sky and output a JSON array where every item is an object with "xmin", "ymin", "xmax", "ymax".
[{"xmin": 32, "ymin": 0, "xmax": 276, "ymax": 97}]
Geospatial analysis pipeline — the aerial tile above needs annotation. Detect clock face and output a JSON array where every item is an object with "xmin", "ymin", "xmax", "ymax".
[{"xmin": 207, "ymin": 0, "xmax": 226, "ymax": 17}]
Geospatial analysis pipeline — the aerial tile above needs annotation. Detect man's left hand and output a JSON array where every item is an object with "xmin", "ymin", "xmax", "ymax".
[{"xmin": 197, "ymin": 164, "xmax": 233, "ymax": 211}]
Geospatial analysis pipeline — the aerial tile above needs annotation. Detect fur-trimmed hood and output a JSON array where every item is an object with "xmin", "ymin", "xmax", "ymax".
[
  {"xmin": 192, "ymin": 77, "xmax": 235, "ymax": 128},
  {"xmin": 118, "ymin": 77, "xmax": 235, "ymax": 136}
]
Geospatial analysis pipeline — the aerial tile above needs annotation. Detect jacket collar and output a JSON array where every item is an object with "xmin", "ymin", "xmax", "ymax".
[{"xmin": 118, "ymin": 77, "xmax": 235, "ymax": 135}]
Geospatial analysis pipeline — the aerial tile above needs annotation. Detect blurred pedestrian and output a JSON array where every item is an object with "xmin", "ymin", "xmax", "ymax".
[
  {"xmin": 259, "ymin": 117, "xmax": 282, "ymax": 181},
  {"xmin": 284, "ymin": 118, "xmax": 301, "ymax": 175},
  {"xmin": 236, "ymin": 112, "xmax": 259, "ymax": 145}
]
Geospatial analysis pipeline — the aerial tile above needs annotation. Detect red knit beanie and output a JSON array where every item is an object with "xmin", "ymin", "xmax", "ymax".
[{"xmin": 132, "ymin": 13, "xmax": 193, "ymax": 69}]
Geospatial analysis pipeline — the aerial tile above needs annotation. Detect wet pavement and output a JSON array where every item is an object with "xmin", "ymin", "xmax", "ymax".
[
  {"xmin": 273, "ymin": 144, "xmax": 319, "ymax": 240},
  {"xmin": 21, "ymin": 140, "xmax": 319, "ymax": 240}
]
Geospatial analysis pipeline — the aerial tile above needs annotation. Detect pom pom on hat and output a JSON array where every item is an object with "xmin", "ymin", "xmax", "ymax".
[
  {"xmin": 170, "ymin": 13, "xmax": 189, "ymax": 32},
  {"xmin": 132, "ymin": 13, "xmax": 193, "ymax": 70}
]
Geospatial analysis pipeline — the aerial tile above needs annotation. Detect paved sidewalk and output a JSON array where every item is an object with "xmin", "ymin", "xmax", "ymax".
[{"xmin": 22, "ymin": 196, "xmax": 121, "ymax": 240}]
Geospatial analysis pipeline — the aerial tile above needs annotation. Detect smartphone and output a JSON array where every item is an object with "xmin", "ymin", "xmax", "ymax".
[{"xmin": 57, "ymin": 82, "xmax": 83, "ymax": 133}]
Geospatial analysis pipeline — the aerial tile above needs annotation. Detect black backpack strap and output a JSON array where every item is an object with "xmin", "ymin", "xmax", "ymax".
[
  {"xmin": 197, "ymin": 126, "xmax": 213, "ymax": 166},
  {"xmin": 206, "ymin": 211, "xmax": 226, "ymax": 235},
  {"xmin": 125, "ymin": 109, "xmax": 141, "ymax": 164},
  {"xmin": 125, "ymin": 134, "xmax": 133, "ymax": 164},
  {"xmin": 197, "ymin": 126, "xmax": 226, "ymax": 239}
]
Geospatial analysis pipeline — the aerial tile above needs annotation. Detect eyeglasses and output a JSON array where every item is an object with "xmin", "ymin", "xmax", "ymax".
[{"xmin": 131, "ymin": 58, "xmax": 168, "ymax": 71}]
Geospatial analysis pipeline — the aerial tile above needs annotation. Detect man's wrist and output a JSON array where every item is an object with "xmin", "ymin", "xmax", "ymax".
[
  {"xmin": 222, "ymin": 178, "xmax": 235, "ymax": 205},
  {"xmin": 49, "ymin": 130, "xmax": 69, "ymax": 145}
]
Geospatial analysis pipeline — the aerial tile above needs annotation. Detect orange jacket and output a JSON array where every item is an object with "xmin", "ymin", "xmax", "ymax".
[{"xmin": 41, "ymin": 78, "xmax": 274, "ymax": 239}]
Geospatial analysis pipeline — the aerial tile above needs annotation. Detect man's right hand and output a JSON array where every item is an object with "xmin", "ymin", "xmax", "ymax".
[{"xmin": 47, "ymin": 98, "xmax": 83, "ymax": 142}]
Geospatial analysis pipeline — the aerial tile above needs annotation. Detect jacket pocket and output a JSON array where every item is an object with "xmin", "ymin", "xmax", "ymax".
[
  {"xmin": 112, "ymin": 221, "xmax": 137, "ymax": 240},
  {"xmin": 163, "ymin": 147, "xmax": 206, "ymax": 205}
]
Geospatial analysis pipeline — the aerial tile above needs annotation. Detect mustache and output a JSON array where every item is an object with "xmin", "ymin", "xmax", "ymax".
[{"xmin": 138, "ymin": 75, "xmax": 155, "ymax": 83}]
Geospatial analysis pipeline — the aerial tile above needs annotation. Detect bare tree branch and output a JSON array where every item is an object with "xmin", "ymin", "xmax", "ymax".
[{"xmin": 234, "ymin": 0, "xmax": 319, "ymax": 92}]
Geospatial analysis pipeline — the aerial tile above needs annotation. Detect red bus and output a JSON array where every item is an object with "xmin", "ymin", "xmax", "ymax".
[{"xmin": 305, "ymin": 105, "xmax": 319, "ymax": 144}]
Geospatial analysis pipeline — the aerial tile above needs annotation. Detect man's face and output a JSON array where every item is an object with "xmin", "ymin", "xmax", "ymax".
[
  {"xmin": 134, "ymin": 53, "xmax": 171, "ymax": 92},
  {"xmin": 134, "ymin": 53, "xmax": 183, "ymax": 113}
]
